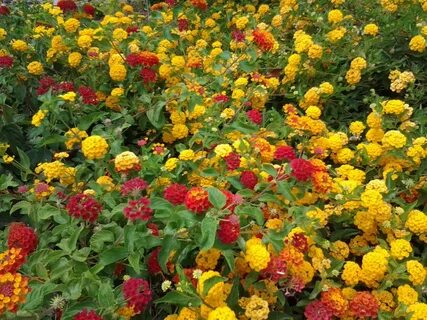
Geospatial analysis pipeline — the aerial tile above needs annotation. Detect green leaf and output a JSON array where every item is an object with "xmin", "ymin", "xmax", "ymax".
[
  {"xmin": 128, "ymin": 252, "xmax": 142, "ymax": 274},
  {"xmin": 222, "ymin": 250, "xmax": 235, "ymax": 271},
  {"xmin": 155, "ymin": 291, "xmax": 202, "ymax": 307},
  {"xmin": 277, "ymin": 181, "xmax": 296, "ymax": 201},
  {"xmin": 159, "ymin": 235, "xmax": 177, "ymax": 273},
  {"xmin": 71, "ymin": 247, "xmax": 91, "ymax": 262},
  {"xmin": 16, "ymin": 147, "xmax": 30, "ymax": 170},
  {"xmin": 226, "ymin": 278, "xmax": 240, "ymax": 310},
  {"xmin": 309, "ymin": 280, "xmax": 323, "ymax": 299},
  {"xmin": 63, "ymin": 279, "xmax": 82, "ymax": 300},
  {"xmin": 147, "ymin": 101, "xmax": 166, "ymax": 129},
  {"xmin": 10, "ymin": 200, "xmax": 32, "ymax": 215},
  {"xmin": 200, "ymin": 216, "xmax": 219, "ymax": 249},
  {"xmin": 57, "ymin": 225, "xmax": 84, "ymax": 254},
  {"xmin": 97, "ymin": 282, "xmax": 115, "ymax": 309},
  {"xmin": 202, "ymin": 276, "xmax": 226, "ymax": 296},
  {"xmin": 0, "ymin": 174, "xmax": 18, "ymax": 190},
  {"xmin": 21, "ymin": 282, "xmax": 56, "ymax": 311},
  {"xmin": 90, "ymin": 229, "xmax": 115, "ymax": 253},
  {"xmin": 38, "ymin": 204, "xmax": 61, "ymax": 220},
  {"xmin": 235, "ymin": 204, "xmax": 264, "ymax": 225},
  {"xmin": 239, "ymin": 60, "xmax": 257, "ymax": 73},
  {"xmin": 207, "ymin": 187, "xmax": 226, "ymax": 209},
  {"xmin": 99, "ymin": 246, "xmax": 128, "ymax": 266}
]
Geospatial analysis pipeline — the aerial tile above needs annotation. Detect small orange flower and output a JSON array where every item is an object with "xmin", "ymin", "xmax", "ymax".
[{"xmin": 0, "ymin": 272, "xmax": 29, "ymax": 314}]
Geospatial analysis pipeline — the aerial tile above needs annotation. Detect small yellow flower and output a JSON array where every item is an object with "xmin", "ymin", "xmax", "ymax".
[{"xmin": 59, "ymin": 91, "xmax": 76, "ymax": 102}]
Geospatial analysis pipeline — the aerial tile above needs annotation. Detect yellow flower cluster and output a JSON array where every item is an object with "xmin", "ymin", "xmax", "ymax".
[{"xmin": 81, "ymin": 135, "xmax": 109, "ymax": 160}]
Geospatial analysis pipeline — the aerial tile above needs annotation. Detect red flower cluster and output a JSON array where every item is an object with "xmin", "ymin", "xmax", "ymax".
[
  {"xmin": 178, "ymin": 18, "xmax": 189, "ymax": 32},
  {"xmin": 57, "ymin": 0, "xmax": 78, "ymax": 13},
  {"xmin": 140, "ymin": 68, "xmax": 157, "ymax": 83},
  {"xmin": 121, "ymin": 178, "xmax": 148, "ymax": 196},
  {"xmin": 224, "ymin": 152, "xmax": 240, "ymax": 170},
  {"xmin": 290, "ymin": 158, "xmax": 314, "ymax": 182},
  {"xmin": 217, "ymin": 214, "xmax": 240, "ymax": 244},
  {"xmin": 73, "ymin": 309, "xmax": 103, "ymax": 320},
  {"xmin": 78, "ymin": 86, "xmax": 98, "ymax": 105},
  {"xmin": 184, "ymin": 187, "xmax": 211, "ymax": 214},
  {"xmin": 123, "ymin": 197, "xmax": 153, "ymax": 221},
  {"xmin": 126, "ymin": 26, "xmax": 139, "ymax": 34},
  {"xmin": 122, "ymin": 278, "xmax": 152, "ymax": 313},
  {"xmin": 232, "ymin": 30, "xmax": 245, "ymax": 42},
  {"xmin": 213, "ymin": 94, "xmax": 229, "ymax": 103},
  {"xmin": 252, "ymin": 29, "xmax": 276, "ymax": 52},
  {"xmin": 7, "ymin": 223, "xmax": 38, "ymax": 255},
  {"xmin": 0, "ymin": 5, "xmax": 10, "ymax": 15},
  {"xmin": 274, "ymin": 146, "xmax": 297, "ymax": 161},
  {"xmin": 190, "ymin": 0, "xmax": 208, "ymax": 10},
  {"xmin": 240, "ymin": 170, "xmax": 258, "ymax": 189},
  {"xmin": 126, "ymin": 51, "xmax": 159, "ymax": 68},
  {"xmin": 260, "ymin": 255, "xmax": 288, "ymax": 282},
  {"xmin": 147, "ymin": 247, "xmax": 162, "ymax": 274},
  {"xmin": 164, "ymin": 183, "xmax": 187, "ymax": 205},
  {"xmin": 66, "ymin": 193, "xmax": 103, "ymax": 223},
  {"xmin": 0, "ymin": 55, "xmax": 13, "ymax": 68},
  {"xmin": 82, "ymin": 3, "xmax": 95, "ymax": 16},
  {"xmin": 246, "ymin": 109, "xmax": 263, "ymax": 125}
]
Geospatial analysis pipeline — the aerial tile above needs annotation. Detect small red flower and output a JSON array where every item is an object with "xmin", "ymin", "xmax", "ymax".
[
  {"xmin": 240, "ymin": 170, "xmax": 258, "ymax": 189},
  {"xmin": 0, "ymin": 56, "xmax": 13, "ymax": 68},
  {"xmin": 246, "ymin": 109, "xmax": 262, "ymax": 125},
  {"xmin": 73, "ymin": 309, "xmax": 103, "ymax": 320},
  {"xmin": 122, "ymin": 278, "xmax": 152, "ymax": 313},
  {"xmin": 274, "ymin": 146, "xmax": 297, "ymax": 161},
  {"xmin": 217, "ymin": 214, "xmax": 240, "ymax": 244},
  {"xmin": 57, "ymin": 0, "xmax": 78, "ymax": 13},
  {"xmin": 291, "ymin": 233, "xmax": 309, "ymax": 253},
  {"xmin": 224, "ymin": 152, "xmax": 241, "ymax": 171},
  {"xmin": 260, "ymin": 254, "xmax": 288, "ymax": 282},
  {"xmin": 82, "ymin": 3, "xmax": 96, "ymax": 16},
  {"xmin": 140, "ymin": 68, "xmax": 157, "ymax": 83},
  {"xmin": 147, "ymin": 223, "xmax": 159, "ymax": 236},
  {"xmin": 78, "ymin": 86, "xmax": 98, "ymax": 105},
  {"xmin": 190, "ymin": 0, "xmax": 208, "ymax": 10},
  {"xmin": 184, "ymin": 187, "xmax": 211, "ymax": 214},
  {"xmin": 121, "ymin": 178, "xmax": 148, "ymax": 196},
  {"xmin": 7, "ymin": 223, "xmax": 38, "ymax": 255},
  {"xmin": 0, "ymin": 5, "xmax": 10, "ymax": 15},
  {"xmin": 290, "ymin": 158, "xmax": 314, "ymax": 182},
  {"xmin": 232, "ymin": 30, "xmax": 245, "ymax": 42},
  {"xmin": 147, "ymin": 247, "xmax": 162, "ymax": 274},
  {"xmin": 178, "ymin": 18, "xmax": 189, "ymax": 32},
  {"xmin": 0, "ymin": 248, "xmax": 26, "ymax": 274},
  {"xmin": 36, "ymin": 76, "xmax": 56, "ymax": 95},
  {"xmin": 123, "ymin": 197, "xmax": 153, "ymax": 221},
  {"xmin": 214, "ymin": 94, "xmax": 229, "ymax": 103},
  {"xmin": 126, "ymin": 26, "xmax": 139, "ymax": 34},
  {"xmin": 66, "ymin": 193, "xmax": 102, "ymax": 223},
  {"xmin": 164, "ymin": 183, "xmax": 188, "ymax": 205}
]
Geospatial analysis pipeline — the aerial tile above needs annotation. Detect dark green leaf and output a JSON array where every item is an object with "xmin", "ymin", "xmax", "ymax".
[{"xmin": 99, "ymin": 247, "xmax": 128, "ymax": 266}]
